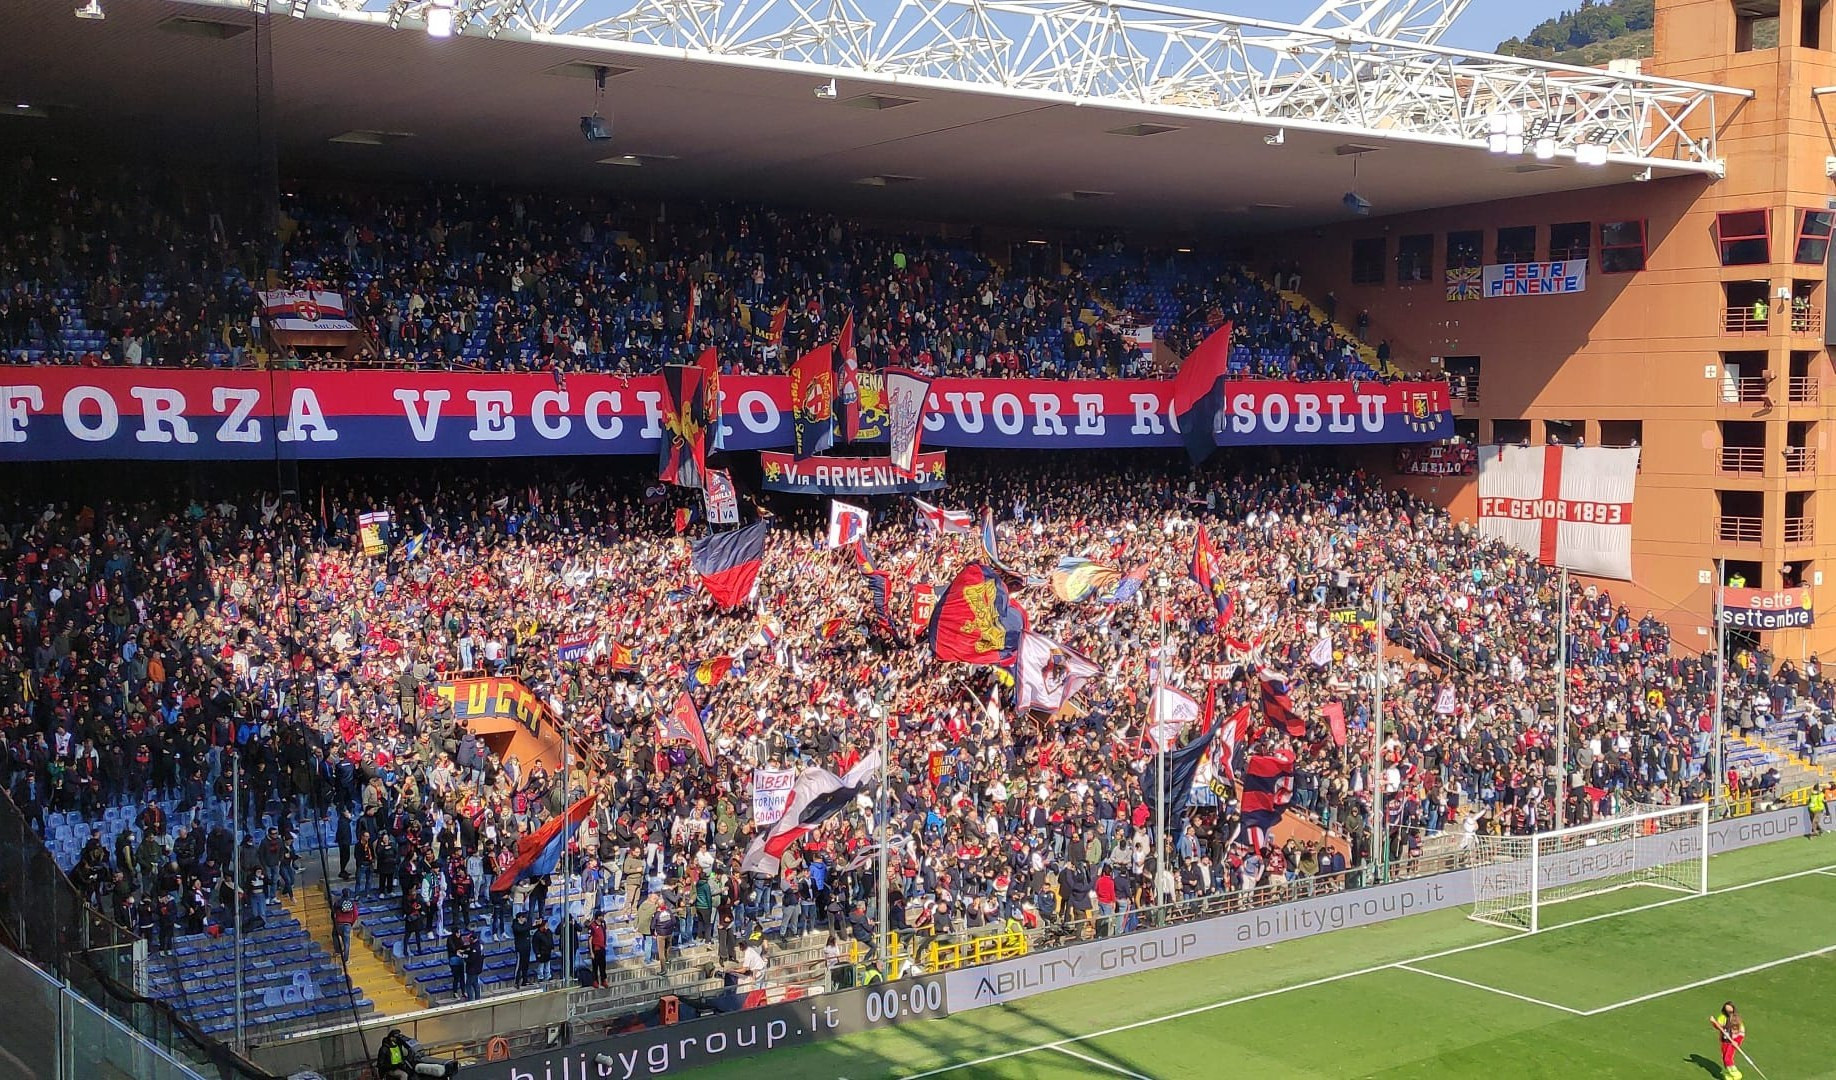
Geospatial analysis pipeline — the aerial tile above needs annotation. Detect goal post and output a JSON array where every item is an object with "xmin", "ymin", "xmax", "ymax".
[{"xmin": 1469, "ymin": 803, "xmax": 1709, "ymax": 933}]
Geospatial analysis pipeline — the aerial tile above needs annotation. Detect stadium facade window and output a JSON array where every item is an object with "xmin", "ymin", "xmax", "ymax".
[
  {"xmin": 1351, "ymin": 237, "xmax": 1387, "ymax": 285},
  {"xmin": 1447, "ymin": 230, "xmax": 1483, "ymax": 271},
  {"xmin": 1716, "ymin": 209, "xmax": 1771, "ymax": 266},
  {"xmin": 1793, "ymin": 209, "xmax": 1833, "ymax": 264},
  {"xmin": 1496, "ymin": 225, "xmax": 1537, "ymax": 265},
  {"xmin": 1550, "ymin": 222, "xmax": 1591, "ymax": 263},
  {"xmin": 1396, "ymin": 234, "xmax": 1434, "ymax": 283},
  {"xmin": 1599, "ymin": 220, "xmax": 1648, "ymax": 274}
]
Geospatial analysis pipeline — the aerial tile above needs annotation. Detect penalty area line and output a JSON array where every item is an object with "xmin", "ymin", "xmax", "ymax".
[
  {"xmin": 1395, "ymin": 964, "xmax": 1587, "ymax": 1015},
  {"xmin": 1579, "ymin": 943, "xmax": 1836, "ymax": 1016},
  {"xmin": 1048, "ymin": 1045, "xmax": 1156, "ymax": 1079}
]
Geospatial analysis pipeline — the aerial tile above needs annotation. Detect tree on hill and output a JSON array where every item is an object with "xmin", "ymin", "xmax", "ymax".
[{"xmin": 1496, "ymin": 0, "xmax": 1655, "ymax": 61}]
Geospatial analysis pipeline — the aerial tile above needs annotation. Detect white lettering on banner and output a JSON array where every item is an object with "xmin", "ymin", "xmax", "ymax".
[
  {"xmin": 131, "ymin": 387, "xmax": 198, "ymax": 444},
  {"xmin": 213, "ymin": 387, "xmax": 262, "ymax": 444},
  {"xmin": 467, "ymin": 389, "xmax": 517, "ymax": 442},
  {"xmin": 583, "ymin": 391, "xmax": 623, "ymax": 440},
  {"xmin": 945, "ymin": 807, "xmax": 1805, "ymax": 1012},
  {"xmin": 634, "ymin": 390, "xmax": 665, "ymax": 439},
  {"xmin": 990, "ymin": 393, "xmax": 1025, "ymax": 435},
  {"xmin": 0, "ymin": 386, "xmax": 44, "ymax": 443},
  {"xmin": 1227, "ymin": 393, "xmax": 1381, "ymax": 435},
  {"xmin": 276, "ymin": 388, "xmax": 338, "ymax": 443},
  {"xmin": 1072, "ymin": 393, "xmax": 1104, "ymax": 435},
  {"xmin": 1027, "ymin": 393, "xmax": 1067, "ymax": 436},
  {"xmin": 944, "ymin": 391, "xmax": 986, "ymax": 434},
  {"xmin": 736, "ymin": 389, "xmax": 778, "ymax": 436},
  {"xmin": 64, "ymin": 385, "xmax": 119, "ymax": 442},
  {"xmin": 1129, "ymin": 394, "xmax": 1164, "ymax": 435},
  {"xmin": 1476, "ymin": 498, "xmax": 1629, "ymax": 526},
  {"xmin": 531, "ymin": 390, "xmax": 571, "ymax": 440},
  {"xmin": 393, "ymin": 389, "xmax": 450, "ymax": 442}
]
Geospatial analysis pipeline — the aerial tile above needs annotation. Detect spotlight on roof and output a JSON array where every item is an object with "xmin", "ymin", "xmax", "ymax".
[
  {"xmin": 1264, "ymin": 128, "xmax": 1285, "ymax": 146},
  {"xmin": 1534, "ymin": 136, "xmax": 1557, "ymax": 161},
  {"xmin": 426, "ymin": 0, "xmax": 455, "ymax": 38},
  {"xmin": 1342, "ymin": 191, "xmax": 1371, "ymax": 216},
  {"xmin": 289, "ymin": 0, "xmax": 308, "ymax": 17},
  {"xmin": 74, "ymin": 0, "xmax": 105, "ymax": 19},
  {"xmin": 814, "ymin": 79, "xmax": 837, "ymax": 100}
]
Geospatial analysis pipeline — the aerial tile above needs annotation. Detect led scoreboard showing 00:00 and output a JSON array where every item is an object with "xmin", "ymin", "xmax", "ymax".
[{"xmin": 862, "ymin": 979, "xmax": 948, "ymax": 1023}]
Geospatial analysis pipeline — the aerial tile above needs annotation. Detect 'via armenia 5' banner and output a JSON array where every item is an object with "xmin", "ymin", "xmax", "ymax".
[{"xmin": 0, "ymin": 368, "xmax": 1451, "ymax": 461}]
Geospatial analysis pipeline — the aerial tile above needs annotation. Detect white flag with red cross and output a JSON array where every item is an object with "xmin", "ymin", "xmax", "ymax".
[{"xmin": 1477, "ymin": 444, "xmax": 1639, "ymax": 580}]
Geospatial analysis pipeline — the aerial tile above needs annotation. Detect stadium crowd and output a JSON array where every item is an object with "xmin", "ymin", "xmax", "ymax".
[
  {"xmin": 0, "ymin": 449, "xmax": 1796, "ymax": 1001},
  {"xmin": 0, "ymin": 163, "xmax": 1381, "ymax": 382}
]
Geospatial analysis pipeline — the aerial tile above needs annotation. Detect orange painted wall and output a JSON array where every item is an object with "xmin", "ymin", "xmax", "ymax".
[{"xmin": 1271, "ymin": 0, "xmax": 1836, "ymax": 656}]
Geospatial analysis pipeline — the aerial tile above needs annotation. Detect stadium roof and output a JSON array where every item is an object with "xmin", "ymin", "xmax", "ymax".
[{"xmin": 6, "ymin": 0, "xmax": 1750, "ymax": 232}]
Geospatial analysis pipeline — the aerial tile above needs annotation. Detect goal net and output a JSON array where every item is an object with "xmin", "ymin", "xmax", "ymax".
[{"xmin": 1469, "ymin": 803, "xmax": 1708, "ymax": 933}]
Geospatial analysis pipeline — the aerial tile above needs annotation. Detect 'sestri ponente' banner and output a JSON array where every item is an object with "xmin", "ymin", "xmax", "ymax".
[
  {"xmin": 1483, "ymin": 260, "xmax": 1587, "ymax": 297},
  {"xmin": 0, "ymin": 369, "xmax": 1452, "ymax": 461}
]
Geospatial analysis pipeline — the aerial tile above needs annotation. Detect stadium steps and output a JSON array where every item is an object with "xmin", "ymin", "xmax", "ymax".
[
  {"xmin": 282, "ymin": 889, "xmax": 428, "ymax": 1017},
  {"xmin": 1730, "ymin": 727, "xmax": 1834, "ymax": 790},
  {"xmin": 1274, "ymin": 287, "xmax": 1402, "ymax": 379}
]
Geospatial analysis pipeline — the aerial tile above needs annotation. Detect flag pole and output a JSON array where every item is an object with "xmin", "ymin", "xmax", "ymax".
[
  {"xmin": 1155, "ymin": 573, "xmax": 1169, "ymax": 907},
  {"xmin": 1371, "ymin": 578, "xmax": 1386, "ymax": 886},
  {"xmin": 1555, "ymin": 565, "xmax": 1568, "ymax": 830},
  {"xmin": 561, "ymin": 715, "xmax": 572, "ymax": 977},
  {"xmin": 875, "ymin": 706, "xmax": 890, "ymax": 975},
  {"xmin": 232, "ymin": 753, "xmax": 244, "ymax": 1055},
  {"xmin": 1713, "ymin": 559, "xmax": 1726, "ymax": 813}
]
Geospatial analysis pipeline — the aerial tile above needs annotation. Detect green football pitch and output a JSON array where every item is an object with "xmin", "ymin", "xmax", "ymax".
[{"xmin": 685, "ymin": 836, "xmax": 1836, "ymax": 1079}]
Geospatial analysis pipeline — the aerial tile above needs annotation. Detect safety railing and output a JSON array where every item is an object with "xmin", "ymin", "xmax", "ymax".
[
  {"xmin": 1789, "ymin": 376, "xmax": 1821, "ymax": 404},
  {"xmin": 1718, "ymin": 446, "xmax": 1764, "ymax": 474},
  {"xmin": 1785, "ymin": 446, "xmax": 1817, "ymax": 474},
  {"xmin": 1724, "ymin": 306, "xmax": 1770, "ymax": 334},
  {"xmin": 1790, "ymin": 307, "xmax": 1824, "ymax": 336},
  {"xmin": 1786, "ymin": 517, "xmax": 1815, "ymax": 545},
  {"xmin": 1718, "ymin": 516, "xmax": 1764, "ymax": 545}
]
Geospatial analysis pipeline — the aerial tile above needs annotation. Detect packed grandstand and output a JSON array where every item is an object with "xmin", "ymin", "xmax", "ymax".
[{"xmin": 2, "ymin": 153, "xmax": 1822, "ymax": 1062}]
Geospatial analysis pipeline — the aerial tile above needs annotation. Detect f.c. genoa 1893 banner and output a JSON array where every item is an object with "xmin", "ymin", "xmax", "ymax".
[
  {"xmin": 1477, "ymin": 444, "xmax": 1640, "ymax": 580},
  {"xmin": 0, "ymin": 368, "xmax": 1452, "ymax": 461}
]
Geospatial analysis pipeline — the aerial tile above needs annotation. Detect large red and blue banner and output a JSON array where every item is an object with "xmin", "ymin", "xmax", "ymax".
[{"xmin": 0, "ymin": 368, "xmax": 1452, "ymax": 460}]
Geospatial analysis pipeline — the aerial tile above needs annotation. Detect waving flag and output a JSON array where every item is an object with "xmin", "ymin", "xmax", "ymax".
[
  {"xmin": 659, "ymin": 692, "xmax": 714, "ymax": 765},
  {"xmin": 685, "ymin": 655, "xmax": 733, "ymax": 690},
  {"xmin": 703, "ymin": 468, "xmax": 739, "ymax": 525},
  {"xmin": 490, "ymin": 794, "xmax": 596, "ymax": 893},
  {"xmin": 1189, "ymin": 524, "xmax": 1234, "ymax": 628},
  {"xmin": 886, "ymin": 367, "xmax": 931, "ymax": 478},
  {"xmin": 1140, "ymin": 725, "xmax": 1217, "ymax": 842},
  {"xmin": 912, "ymin": 497, "xmax": 975, "ymax": 535},
  {"xmin": 1259, "ymin": 670, "xmax": 1306, "ymax": 737},
  {"xmin": 980, "ymin": 507, "xmax": 1027, "ymax": 582},
  {"xmin": 659, "ymin": 363, "xmax": 708, "ymax": 488},
  {"xmin": 851, "ymin": 542, "xmax": 896, "ymax": 639},
  {"xmin": 555, "ymin": 631, "xmax": 598, "ymax": 663},
  {"xmin": 696, "ymin": 346, "xmax": 725, "ymax": 452},
  {"xmin": 1146, "ymin": 684, "xmax": 1203, "ymax": 752},
  {"xmin": 1205, "ymin": 701, "xmax": 1253, "ymax": 794},
  {"xmin": 790, "ymin": 345, "xmax": 836, "ymax": 459},
  {"xmin": 926, "ymin": 563, "xmax": 1025, "ymax": 666},
  {"xmin": 1170, "ymin": 321, "xmax": 1232, "ymax": 464},
  {"xmin": 1106, "ymin": 563, "xmax": 1148, "ymax": 605},
  {"xmin": 1016, "ymin": 632, "xmax": 1099, "ymax": 714},
  {"xmin": 740, "ymin": 750, "xmax": 882, "ymax": 875},
  {"xmin": 608, "ymin": 642, "xmax": 637, "ymax": 672},
  {"xmin": 402, "ymin": 529, "xmax": 430, "ymax": 562},
  {"xmin": 1240, "ymin": 746, "xmax": 1297, "ymax": 850},
  {"xmin": 827, "ymin": 500, "xmax": 869, "ymax": 550},
  {"xmin": 1049, "ymin": 556, "xmax": 1122, "ymax": 604},
  {"xmin": 691, "ymin": 520, "xmax": 768, "ymax": 609},
  {"xmin": 836, "ymin": 313, "xmax": 862, "ymax": 443},
  {"xmin": 1308, "ymin": 630, "xmax": 1333, "ymax": 669}
]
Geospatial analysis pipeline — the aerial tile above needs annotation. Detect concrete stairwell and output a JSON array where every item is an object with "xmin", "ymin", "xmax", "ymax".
[
  {"xmin": 1275, "ymin": 286, "xmax": 1402, "ymax": 378},
  {"xmin": 283, "ymin": 888, "xmax": 428, "ymax": 1018},
  {"xmin": 1728, "ymin": 727, "xmax": 1834, "ymax": 793}
]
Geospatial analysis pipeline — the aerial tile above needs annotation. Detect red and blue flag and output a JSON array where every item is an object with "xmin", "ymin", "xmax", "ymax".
[
  {"xmin": 489, "ymin": 794, "xmax": 596, "ymax": 893},
  {"xmin": 690, "ymin": 519, "xmax": 768, "ymax": 609}
]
